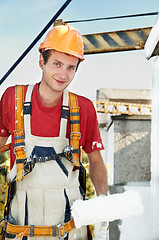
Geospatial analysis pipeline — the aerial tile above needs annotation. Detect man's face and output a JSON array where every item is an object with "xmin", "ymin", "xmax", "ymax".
[{"xmin": 39, "ymin": 50, "xmax": 79, "ymax": 93}]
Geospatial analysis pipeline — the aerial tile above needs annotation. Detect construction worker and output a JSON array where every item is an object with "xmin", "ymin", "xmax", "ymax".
[{"xmin": 0, "ymin": 25, "xmax": 107, "ymax": 239}]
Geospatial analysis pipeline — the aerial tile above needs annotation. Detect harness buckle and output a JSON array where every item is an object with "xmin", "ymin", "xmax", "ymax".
[
  {"xmin": 70, "ymin": 132, "xmax": 81, "ymax": 139},
  {"xmin": 63, "ymin": 145, "xmax": 73, "ymax": 161},
  {"xmin": 57, "ymin": 222, "xmax": 67, "ymax": 239},
  {"xmin": 24, "ymin": 101, "xmax": 32, "ymax": 115},
  {"xmin": 24, "ymin": 158, "xmax": 35, "ymax": 175}
]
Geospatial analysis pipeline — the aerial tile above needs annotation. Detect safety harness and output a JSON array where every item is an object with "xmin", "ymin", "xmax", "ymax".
[
  {"xmin": 0, "ymin": 85, "xmax": 88, "ymax": 239},
  {"xmin": 14, "ymin": 85, "xmax": 81, "ymax": 181}
]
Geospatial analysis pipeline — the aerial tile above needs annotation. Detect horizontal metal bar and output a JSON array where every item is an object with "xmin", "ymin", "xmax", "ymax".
[{"xmin": 83, "ymin": 27, "xmax": 152, "ymax": 54}]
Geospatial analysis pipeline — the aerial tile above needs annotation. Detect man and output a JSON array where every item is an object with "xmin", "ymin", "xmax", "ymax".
[{"xmin": 0, "ymin": 25, "xmax": 107, "ymax": 239}]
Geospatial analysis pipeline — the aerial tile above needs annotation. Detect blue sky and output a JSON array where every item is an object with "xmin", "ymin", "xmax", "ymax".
[{"xmin": 0, "ymin": 0, "xmax": 159, "ymax": 99}]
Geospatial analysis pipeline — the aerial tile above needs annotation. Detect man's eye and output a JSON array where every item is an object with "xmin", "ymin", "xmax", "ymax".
[
  {"xmin": 68, "ymin": 66, "xmax": 75, "ymax": 70},
  {"xmin": 54, "ymin": 62, "xmax": 60, "ymax": 67}
]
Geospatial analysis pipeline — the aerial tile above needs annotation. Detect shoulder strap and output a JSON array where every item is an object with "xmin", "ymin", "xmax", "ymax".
[
  {"xmin": 69, "ymin": 92, "xmax": 80, "ymax": 167},
  {"xmin": 14, "ymin": 85, "xmax": 26, "ymax": 181},
  {"xmin": 59, "ymin": 89, "xmax": 69, "ymax": 137},
  {"xmin": 23, "ymin": 85, "xmax": 34, "ymax": 137}
]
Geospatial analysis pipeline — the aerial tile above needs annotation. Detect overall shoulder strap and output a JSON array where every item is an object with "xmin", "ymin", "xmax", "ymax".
[
  {"xmin": 59, "ymin": 89, "xmax": 69, "ymax": 137},
  {"xmin": 14, "ymin": 85, "xmax": 26, "ymax": 181},
  {"xmin": 69, "ymin": 92, "xmax": 80, "ymax": 167},
  {"xmin": 23, "ymin": 85, "xmax": 34, "ymax": 137}
]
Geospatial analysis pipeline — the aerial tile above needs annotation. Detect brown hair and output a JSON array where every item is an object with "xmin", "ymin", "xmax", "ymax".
[{"xmin": 41, "ymin": 50, "xmax": 80, "ymax": 71}]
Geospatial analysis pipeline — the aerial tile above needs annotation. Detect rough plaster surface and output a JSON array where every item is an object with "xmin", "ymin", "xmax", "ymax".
[{"xmin": 113, "ymin": 120, "xmax": 151, "ymax": 183}]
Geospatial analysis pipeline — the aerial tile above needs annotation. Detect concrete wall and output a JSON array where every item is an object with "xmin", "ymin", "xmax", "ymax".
[
  {"xmin": 105, "ymin": 115, "xmax": 151, "ymax": 184},
  {"xmin": 113, "ymin": 116, "xmax": 151, "ymax": 183},
  {"xmin": 104, "ymin": 115, "xmax": 151, "ymax": 240}
]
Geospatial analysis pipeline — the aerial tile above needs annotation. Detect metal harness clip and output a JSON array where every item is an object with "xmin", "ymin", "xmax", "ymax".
[
  {"xmin": 63, "ymin": 145, "xmax": 73, "ymax": 162},
  {"xmin": 57, "ymin": 222, "xmax": 67, "ymax": 239}
]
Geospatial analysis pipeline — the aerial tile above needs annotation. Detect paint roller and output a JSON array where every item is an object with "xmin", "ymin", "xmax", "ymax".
[{"xmin": 71, "ymin": 191, "xmax": 143, "ymax": 229}]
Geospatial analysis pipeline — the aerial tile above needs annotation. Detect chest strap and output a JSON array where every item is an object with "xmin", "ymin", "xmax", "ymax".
[{"xmin": 14, "ymin": 85, "xmax": 26, "ymax": 181}]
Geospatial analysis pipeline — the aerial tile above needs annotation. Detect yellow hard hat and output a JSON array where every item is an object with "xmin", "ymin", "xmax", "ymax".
[{"xmin": 39, "ymin": 25, "xmax": 85, "ymax": 61}]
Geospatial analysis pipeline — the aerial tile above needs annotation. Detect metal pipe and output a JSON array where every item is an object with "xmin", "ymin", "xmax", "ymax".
[{"xmin": 151, "ymin": 56, "xmax": 159, "ymax": 239}]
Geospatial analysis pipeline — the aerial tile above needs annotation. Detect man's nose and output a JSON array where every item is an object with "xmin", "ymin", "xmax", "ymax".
[{"xmin": 59, "ymin": 68, "xmax": 67, "ymax": 79}]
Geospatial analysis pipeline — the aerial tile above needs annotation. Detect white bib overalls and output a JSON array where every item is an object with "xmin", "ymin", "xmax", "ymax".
[{"xmin": 7, "ymin": 85, "xmax": 87, "ymax": 240}]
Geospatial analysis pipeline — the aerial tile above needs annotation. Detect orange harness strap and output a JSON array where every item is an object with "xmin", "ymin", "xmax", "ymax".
[
  {"xmin": 6, "ymin": 219, "xmax": 75, "ymax": 238},
  {"xmin": 0, "ymin": 143, "xmax": 11, "ymax": 154},
  {"xmin": 69, "ymin": 92, "xmax": 80, "ymax": 167},
  {"xmin": 14, "ymin": 85, "xmax": 26, "ymax": 181}
]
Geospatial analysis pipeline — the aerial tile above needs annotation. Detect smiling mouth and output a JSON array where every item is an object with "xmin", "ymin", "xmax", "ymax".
[{"xmin": 55, "ymin": 79, "xmax": 66, "ymax": 84}]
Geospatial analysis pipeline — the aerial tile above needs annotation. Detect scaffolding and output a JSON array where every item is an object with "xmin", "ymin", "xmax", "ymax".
[{"xmin": 94, "ymin": 100, "xmax": 151, "ymax": 116}]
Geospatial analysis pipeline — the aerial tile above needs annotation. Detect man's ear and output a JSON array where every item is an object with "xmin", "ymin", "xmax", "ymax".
[{"xmin": 39, "ymin": 54, "xmax": 44, "ymax": 69}]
